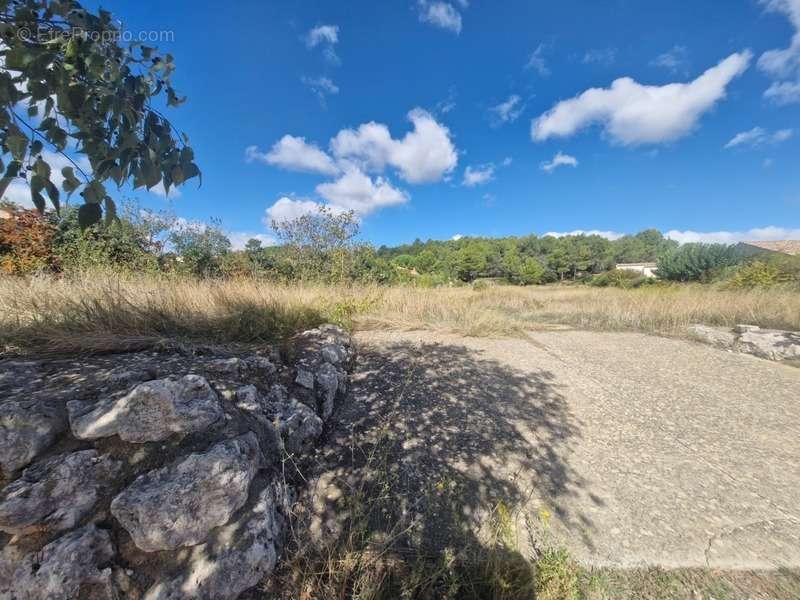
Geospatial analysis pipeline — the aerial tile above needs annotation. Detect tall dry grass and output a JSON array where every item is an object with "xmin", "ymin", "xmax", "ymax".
[
  {"xmin": 1, "ymin": 272, "xmax": 798, "ymax": 354},
  {"xmin": 365, "ymin": 284, "xmax": 800, "ymax": 337}
]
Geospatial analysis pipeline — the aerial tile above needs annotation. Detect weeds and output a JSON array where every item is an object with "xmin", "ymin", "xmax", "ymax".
[{"xmin": 2, "ymin": 273, "xmax": 799, "ymax": 355}]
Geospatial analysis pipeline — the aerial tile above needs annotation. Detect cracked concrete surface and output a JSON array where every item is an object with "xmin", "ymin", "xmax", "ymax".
[{"xmin": 350, "ymin": 329, "xmax": 800, "ymax": 569}]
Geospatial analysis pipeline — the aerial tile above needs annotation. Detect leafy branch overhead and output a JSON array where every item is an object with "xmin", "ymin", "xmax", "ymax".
[{"xmin": 0, "ymin": 0, "xmax": 199, "ymax": 226}]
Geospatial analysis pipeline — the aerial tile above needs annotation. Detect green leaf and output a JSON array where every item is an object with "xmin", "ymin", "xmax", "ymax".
[
  {"xmin": 61, "ymin": 166, "xmax": 81, "ymax": 196},
  {"xmin": 45, "ymin": 179, "xmax": 60, "ymax": 214},
  {"xmin": 30, "ymin": 187, "xmax": 46, "ymax": 214},
  {"xmin": 33, "ymin": 157, "xmax": 51, "ymax": 179},
  {"xmin": 0, "ymin": 177, "xmax": 13, "ymax": 199},
  {"xmin": 5, "ymin": 125, "xmax": 28, "ymax": 161},
  {"xmin": 78, "ymin": 202, "xmax": 102, "ymax": 229},
  {"xmin": 81, "ymin": 180, "xmax": 106, "ymax": 205}
]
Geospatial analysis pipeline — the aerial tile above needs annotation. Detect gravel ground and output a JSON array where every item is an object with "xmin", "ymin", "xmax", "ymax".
[{"xmin": 317, "ymin": 329, "xmax": 800, "ymax": 571}]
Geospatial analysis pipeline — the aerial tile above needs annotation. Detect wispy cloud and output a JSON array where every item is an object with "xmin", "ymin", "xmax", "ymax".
[
  {"xmin": 488, "ymin": 94, "xmax": 525, "ymax": 125},
  {"xmin": 540, "ymin": 151, "xmax": 578, "ymax": 173},
  {"xmin": 300, "ymin": 76, "xmax": 339, "ymax": 107},
  {"xmin": 462, "ymin": 164, "xmax": 495, "ymax": 186},
  {"xmin": 417, "ymin": 1, "xmax": 464, "ymax": 34},
  {"xmin": 724, "ymin": 126, "xmax": 793, "ymax": 148},
  {"xmin": 757, "ymin": 0, "xmax": 800, "ymax": 103},
  {"xmin": 650, "ymin": 45, "xmax": 689, "ymax": 73},
  {"xmin": 305, "ymin": 25, "xmax": 340, "ymax": 64},
  {"xmin": 582, "ymin": 48, "xmax": 617, "ymax": 67},
  {"xmin": 525, "ymin": 43, "xmax": 550, "ymax": 76}
]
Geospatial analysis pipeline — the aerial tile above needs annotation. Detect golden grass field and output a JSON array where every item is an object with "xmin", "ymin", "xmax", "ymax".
[{"xmin": 1, "ymin": 272, "xmax": 798, "ymax": 354}]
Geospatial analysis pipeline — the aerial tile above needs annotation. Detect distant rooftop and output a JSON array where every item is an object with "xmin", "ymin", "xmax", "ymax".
[{"xmin": 738, "ymin": 240, "xmax": 800, "ymax": 256}]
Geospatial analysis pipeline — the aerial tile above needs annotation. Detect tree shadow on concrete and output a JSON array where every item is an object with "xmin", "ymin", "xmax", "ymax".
[{"xmin": 277, "ymin": 337, "xmax": 597, "ymax": 597}]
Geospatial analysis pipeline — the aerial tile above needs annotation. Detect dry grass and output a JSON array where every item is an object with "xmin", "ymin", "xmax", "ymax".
[
  {"xmin": 1, "ymin": 273, "xmax": 799, "ymax": 354},
  {"xmin": 364, "ymin": 284, "xmax": 800, "ymax": 337}
]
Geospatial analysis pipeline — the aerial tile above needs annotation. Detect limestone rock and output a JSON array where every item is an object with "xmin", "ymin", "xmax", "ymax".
[
  {"xmin": 0, "ymin": 450, "xmax": 119, "ymax": 535},
  {"xmin": 735, "ymin": 327, "xmax": 800, "ymax": 361},
  {"xmin": 4, "ymin": 524, "xmax": 115, "ymax": 599},
  {"xmin": 206, "ymin": 357, "xmax": 246, "ymax": 376},
  {"xmin": 68, "ymin": 374, "xmax": 223, "ymax": 442},
  {"xmin": 295, "ymin": 368, "xmax": 315, "ymax": 390},
  {"xmin": 245, "ymin": 355, "xmax": 277, "ymax": 376},
  {"xmin": 235, "ymin": 384, "xmax": 264, "ymax": 413},
  {"xmin": 143, "ymin": 484, "xmax": 289, "ymax": 600},
  {"xmin": 273, "ymin": 398, "xmax": 324, "ymax": 455},
  {"xmin": 315, "ymin": 362, "xmax": 340, "ymax": 421},
  {"xmin": 110, "ymin": 433, "xmax": 262, "ymax": 551},
  {"xmin": 689, "ymin": 323, "xmax": 800, "ymax": 362},
  {"xmin": 687, "ymin": 324, "xmax": 736, "ymax": 350},
  {"xmin": 0, "ymin": 399, "xmax": 66, "ymax": 476}
]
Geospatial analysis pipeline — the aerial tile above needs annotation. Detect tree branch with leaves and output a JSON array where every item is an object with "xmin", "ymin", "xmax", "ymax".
[{"xmin": 0, "ymin": 0, "xmax": 199, "ymax": 226}]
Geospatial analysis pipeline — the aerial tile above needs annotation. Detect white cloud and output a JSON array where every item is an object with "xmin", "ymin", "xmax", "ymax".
[
  {"xmin": 300, "ymin": 76, "xmax": 339, "ymax": 106},
  {"xmin": 724, "ymin": 126, "xmax": 793, "ymax": 148},
  {"xmin": 316, "ymin": 167, "xmax": 407, "ymax": 215},
  {"xmin": 264, "ymin": 197, "xmax": 327, "ymax": 225},
  {"xmin": 305, "ymin": 25, "xmax": 340, "ymax": 64},
  {"xmin": 245, "ymin": 136, "xmax": 339, "ymax": 176},
  {"xmin": 501, "ymin": 156, "xmax": 513, "ymax": 167},
  {"xmin": 665, "ymin": 226, "xmax": 800, "ymax": 244},
  {"xmin": 489, "ymin": 94, "xmax": 524, "ymax": 125},
  {"xmin": 417, "ymin": 1, "xmax": 463, "ymax": 34},
  {"xmin": 306, "ymin": 25, "xmax": 338, "ymax": 48},
  {"xmin": 532, "ymin": 51, "xmax": 752, "ymax": 146},
  {"xmin": 544, "ymin": 230, "xmax": 624, "ymax": 240},
  {"xmin": 583, "ymin": 48, "xmax": 617, "ymax": 67},
  {"xmin": 758, "ymin": 0, "xmax": 800, "ymax": 102},
  {"xmin": 451, "ymin": 234, "xmax": 463, "ymax": 240},
  {"xmin": 462, "ymin": 164, "xmax": 495, "ymax": 186},
  {"xmin": 331, "ymin": 108, "xmax": 457, "ymax": 184},
  {"xmin": 540, "ymin": 152, "xmax": 578, "ymax": 173},
  {"xmin": 764, "ymin": 80, "xmax": 800, "ymax": 104},
  {"xmin": 226, "ymin": 232, "xmax": 276, "ymax": 251},
  {"xmin": 525, "ymin": 44, "xmax": 550, "ymax": 76},
  {"xmin": 255, "ymin": 109, "xmax": 457, "ymax": 222},
  {"xmin": 650, "ymin": 45, "xmax": 689, "ymax": 73}
]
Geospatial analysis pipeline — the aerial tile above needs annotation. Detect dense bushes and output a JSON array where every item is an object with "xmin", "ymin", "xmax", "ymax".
[
  {"xmin": 0, "ymin": 204, "xmax": 60, "ymax": 275},
  {"xmin": 727, "ymin": 254, "xmax": 800, "ymax": 287}
]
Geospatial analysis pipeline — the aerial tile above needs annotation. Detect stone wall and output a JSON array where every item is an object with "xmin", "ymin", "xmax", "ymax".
[{"xmin": 0, "ymin": 324, "xmax": 353, "ymax": 599}]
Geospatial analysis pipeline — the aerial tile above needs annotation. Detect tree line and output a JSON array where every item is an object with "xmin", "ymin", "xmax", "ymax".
[{"xmin": 6, "ymin": 200, "xmax": 797, "ymax": 287}]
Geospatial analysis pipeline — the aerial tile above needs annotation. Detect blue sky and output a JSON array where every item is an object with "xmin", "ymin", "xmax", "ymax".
[{"xmin": 89, "ymin": 1, "xmax": 800, "ymax": 247}]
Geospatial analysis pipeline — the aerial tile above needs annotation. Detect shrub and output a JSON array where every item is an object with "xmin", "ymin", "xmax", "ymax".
[
  {"xmin": 727, "ymin": 255, "xmax": 800, "ymax": 287},
  {"xmin": 588, "ymin": 269, "xmax": 648, "ymax": 288},
  {"xmin": 54, "ymin": 207, "xmax": 162, "ymax": 273},
  {"xmin": 0, "ymin": 205, "xmax": 59, "ymax": 275},
  {"xmin": 656, "ymin": 243, "xmax": 741, "ymax": 282}
]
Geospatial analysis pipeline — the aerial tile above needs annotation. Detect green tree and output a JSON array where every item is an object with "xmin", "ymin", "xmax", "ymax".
[
  {"xmin": 455, "ymin": 242, "xmax": 488, "ymax": 282},
  {"xmin": 271, "ymin": 205, "xmax": 360, "ymax": 283},
  {"xmin": 0, "ymin": 0, "xmax": 200, "ymax": 225},
  {"xmin": 170, "ymin": 219, "xmax": 231, "ymax": 277},
  {"xmin": 656, "ymin": 243, "xmax": 741, "ymax": 282}
]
